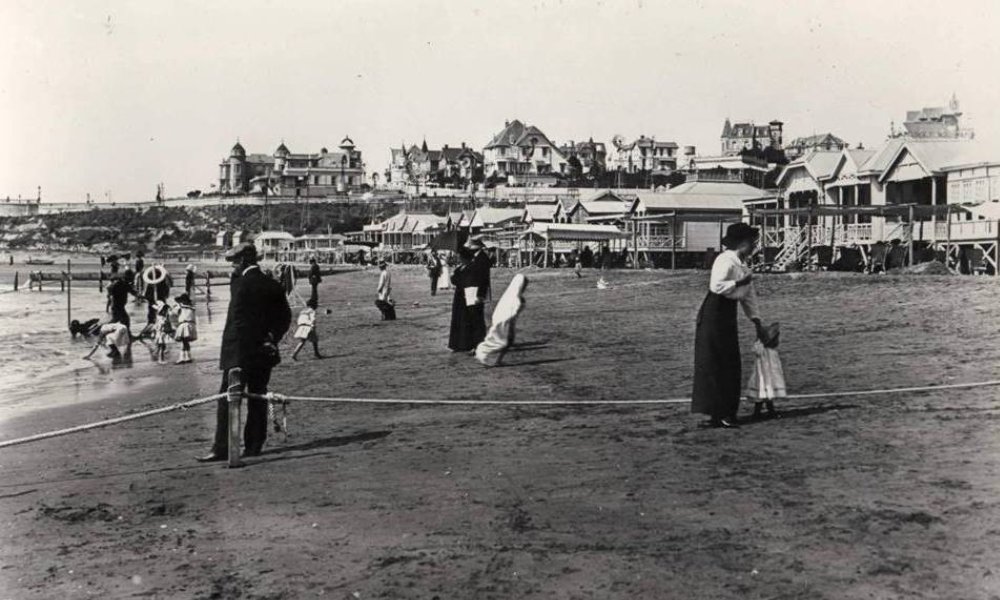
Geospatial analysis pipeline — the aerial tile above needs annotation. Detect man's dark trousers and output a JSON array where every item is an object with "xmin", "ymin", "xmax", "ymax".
[{"xmin": 211, "ymin": 367, "xmax": 273, "ymax": 456}]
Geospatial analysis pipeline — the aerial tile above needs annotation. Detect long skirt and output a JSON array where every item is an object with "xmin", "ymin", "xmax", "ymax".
[
  {"xmin": 448, "ymin": 288, "xmax": 486, "ymax": 352},
  {"xmin": 691, "ymin": 292, "xmax": 742, "ymax": 419}
]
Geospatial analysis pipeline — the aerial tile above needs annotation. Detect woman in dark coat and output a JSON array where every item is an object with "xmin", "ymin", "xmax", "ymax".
[
  {"xmin": 691, "ymin": 223, "xmax": 767, "ymax": 428},
  {"xmin": 448, "ymin": 247, "xmax": 487, "ymax": 352}
]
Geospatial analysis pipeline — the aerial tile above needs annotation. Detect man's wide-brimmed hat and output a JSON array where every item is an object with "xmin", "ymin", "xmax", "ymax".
[
  {"xmin": 721, "ymin": 222, "xmax": 759, "ymax": 248},
  {"xmin": 224, "ymin": 242, "xmax": 257, "ymax": 262},
  {"xmin": 464, "ymin": 235, "xmax": 485, "ymax": 250},
  {"xmin": 186, "ymin": 263, "xmax": 196, "ymax": 272}
]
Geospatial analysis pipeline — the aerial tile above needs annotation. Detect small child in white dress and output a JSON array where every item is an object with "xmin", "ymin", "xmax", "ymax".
[
  {"xmin": 746, "ymin": 322, "xmax": 785, "ymax": 420},
  {"xmin": 151, "ymin": 301, "xmax": 173, "ymax": 364},
  {"xmin": 292, "ymin": 298, "xmax": 324, "ymax": 360}
]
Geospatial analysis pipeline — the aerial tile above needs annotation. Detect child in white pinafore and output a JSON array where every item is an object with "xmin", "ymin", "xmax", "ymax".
[
  {"xmin": 151, "ymin": 301, "xmax": 173, "ymax": 364},
  {"xmin": 172, "ymin": 293, "xmax": 197, "ymax": 364},
  {"xmin": 746, "ymin": 322, "xmax": 785, "ymax": 420}
]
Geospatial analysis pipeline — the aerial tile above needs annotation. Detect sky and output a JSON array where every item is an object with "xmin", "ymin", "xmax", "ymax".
[{"xmin": 1, "ymin": 0, "xmax": 999, "ymax": 202}]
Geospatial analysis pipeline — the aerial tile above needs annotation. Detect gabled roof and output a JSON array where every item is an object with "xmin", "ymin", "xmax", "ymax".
[
  {"xmin": 876, "ymin": 139, "xmax": 985, "ymax": 183},
  {"xmin": 636, "ymin": 182, "xmax": 770, "ymax": 212},
  {"xmin": 381, "ymin": 212, "xmax": 449, "ymax": 233},
  {"xmin": 776, "ymin": 150, "xmax": 843, "ymax": 186},
  {"xmin": 486, "ymin": 120, "xmax": 526, "ymax": 149},
  {"xmin": 788, "ymin": 133, "xmax": 846, "ymax": 148},
  {"xmin": 473, "ymin": 207, "xmax": 523, "ymax": 227},
  {"xmin": 522, "ymin": 203, "xmax": 558, "ymax": 222}
]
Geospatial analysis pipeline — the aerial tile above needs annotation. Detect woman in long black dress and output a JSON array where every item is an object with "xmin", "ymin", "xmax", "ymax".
[
  {"xmin": 692, "ymin": 223, "xmax": 767, "ymax": 428},
  {"xmin": 448, "ymin": 248, "xmax": 487, "ymax": 352}
]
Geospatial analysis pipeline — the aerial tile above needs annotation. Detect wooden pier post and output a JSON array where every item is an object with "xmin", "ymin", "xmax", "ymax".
[
  {"xmin": 227, "ymin": 368, "xmax": 244, "ymax": 468},
  {"xmin": 670, "ymin": 214, "xmax": 677, "ymax": 270},
  {"xmin": 98, "ymin": 268, "xmax": 104, "ymax": 293},
  {"xmin": 66, "ymin": 259, "xmax": 72, "ymax": 330},
  {"xmin": 945, "ymin": 205, "xmax": 952, "ymax": 271},
  {"xmin": 13, "ymin": 271, "xmax": 18, "ymax": 292},
  {"xmin": 908, "ymin": 205, "xmax": 915, "ymax": 266}
]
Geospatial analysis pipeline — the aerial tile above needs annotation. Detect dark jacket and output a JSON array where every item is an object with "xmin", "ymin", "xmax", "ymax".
[
  {"xmin": 468, "ymin": 250, "xmax": 492, "ymax": 302},
  {"xmin": 219, "ymin": 265, "xmax": 292, "ymax": 371}
]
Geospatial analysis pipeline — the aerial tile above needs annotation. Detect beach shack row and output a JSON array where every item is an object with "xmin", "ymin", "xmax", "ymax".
[{"xmin": 751, "ymin": 138, "xmax": 1000, "ymax": 273}]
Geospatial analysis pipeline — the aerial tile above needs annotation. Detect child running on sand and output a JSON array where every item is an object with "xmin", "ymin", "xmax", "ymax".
[
  {"xmin": 292, "ymin": 298, "xmax": 324, "ymax": 360},
  {"xmin": 746, "ymin": 322, "xmax": 785, "ymax": 420},
  {"xmin": 172, "ymin": 293, "xmax": 197, "ymax": 364},
  {"xmin": 151, "ymin": 301, "xmax": 173, "ymax": 364}
]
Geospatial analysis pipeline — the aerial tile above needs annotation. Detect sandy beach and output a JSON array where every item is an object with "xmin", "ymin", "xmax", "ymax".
[{"xmin": 1, "ymin": 268, "xmax": 999, "ymax": 599}]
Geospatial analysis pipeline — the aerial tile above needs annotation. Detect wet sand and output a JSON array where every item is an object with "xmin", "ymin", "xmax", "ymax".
[{"xmin": 1, "ymin": 268, "xmax": 999, "ymax": 599}]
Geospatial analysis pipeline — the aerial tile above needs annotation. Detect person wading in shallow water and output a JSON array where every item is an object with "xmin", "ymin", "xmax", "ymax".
[
  {"xmin": 691, "ymin": 222, "xmax": 769, "ymax": 429},
  {"xmin": 198, "ymin": 243, "xmax": 291, "ymax": 462}
]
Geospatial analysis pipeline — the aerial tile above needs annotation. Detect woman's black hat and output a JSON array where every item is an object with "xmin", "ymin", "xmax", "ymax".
[{"xmin": 721, "ymin": 222, "xmax": 759, "ymax": 249}]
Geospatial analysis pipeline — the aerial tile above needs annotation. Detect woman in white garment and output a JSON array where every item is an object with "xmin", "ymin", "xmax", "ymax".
[
  {"xmin": 475, "ymin": 274, "xmax": 528, "ymax": 366},
  {"xmin": 691, "ymin": 223, "xmax": 768, "ymax": 428}
]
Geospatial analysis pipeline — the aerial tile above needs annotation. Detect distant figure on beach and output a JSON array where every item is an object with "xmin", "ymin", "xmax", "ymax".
[
  {"xmin": 475, "ymin": 274, "xmax": 527, "ymax": 367},
  {"xmin": 69, "ymin": 318, "xmax": 102, "ymax": 338},
  {"xmin": 106, "ymin": 272, "xmax": 137, "ymax": 330},
  {"xmin": 375, "ymin": 260, "xmax": 396, "ymax": 320},
  {"xmin": 691, "ymin": 223, "xmax": 769, "ymax": 429},
  {"xmin": 151, "ymin": 301, "xmax": 172, "ymax": 364},
  {"xmin": 308, "ymin": 258, "xmax": 322, "ymax": 305},
  {"xmin": 134, "ymin": 252, "xmax": 145, "ymax": 296},
  {"xmin": 448, "ymin": 237, "xmax": 490, "ymax": 352},
  {"xmin": 574, "ymin": 256, "xmax": 583, "ymax": 278},
  {"xmin": 198, "ymin": 242, "xmax": 291, "ymax": 462},
  {"xmin": 292, "ymin": 298, "xmax": 324, "ymax": 360},
  {"xmin": 426, "ymin": 250, "xmax": 443, "ymax": 296},
  {"xmin": 83, "ymin": 322, "xmax": 132, "ymax": 362},
  {"xmin": 172, "ymin": 293, "xmax": 197, "ymax": 364},
  {"xmin": 184, "ymin": 264, "xmax": 196, "ymax": 296}
]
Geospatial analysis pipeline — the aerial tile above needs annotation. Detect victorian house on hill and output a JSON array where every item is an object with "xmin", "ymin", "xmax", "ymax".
[
  {"xmin": 388, "ymin": 140, "xmax": 483, "ymax": 188},
  {"xmin": 607, "ymin": 135, "xmax": 680, "ymax": 174},
  {"xmin": 483, "ymin": 119, "xmax": 568, "ymax": 185},
  {"xmin": 720, "ymin": 118, "xmax": 784, "ymax": 156},
  {"xmin": 558, "ymin": 138, "xmax": 607, "ymax": 174},
  {"xmin": 219, "ymin": 137, "xmax": 365, "ymax": 196}
]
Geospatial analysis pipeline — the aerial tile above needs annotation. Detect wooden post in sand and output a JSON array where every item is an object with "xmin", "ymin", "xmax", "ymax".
[
  {"xmin": 907, "ymin": 204, "xmax": 915, "ymax": 266},
  {"xmin": 13, "ymin": 271, "xmax": 18, "ymax": 291},
  {"xmin": 227, "ymin": 368, "xmax": 244, "ymax": 468},
  {"xmin": 66, "ymin": 259, "xmax": 72, "ymax": 330}
]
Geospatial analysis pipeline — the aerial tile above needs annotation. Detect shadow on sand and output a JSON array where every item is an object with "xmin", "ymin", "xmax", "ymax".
[
  {"xmin": 263, "ymin": 430, "xmax": 392, "ymax": 456},
  {"xmin": 741, "ymin": 403, "xmax": 860, "ymax": 424}
]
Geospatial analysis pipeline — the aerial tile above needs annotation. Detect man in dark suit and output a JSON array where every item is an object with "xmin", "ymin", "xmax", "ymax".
[{"xmin": 198, "ymin": 243, "xmax": 291, "ymax": 462}]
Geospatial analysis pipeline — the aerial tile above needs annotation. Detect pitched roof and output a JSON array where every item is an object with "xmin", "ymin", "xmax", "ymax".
[
  {"xmin": 777, "ymin": 150, "xmax": 842, "ymax": 185},
  {"xmin": 636, "ymin": 182, "xmax": 770, "ymax": 212},
  {"xmin": 473, "ymin": 207, "xmax": 523, "ymax": 227},
  {"xmin": 486, "ymin": 120, "xmax": 526, "ymax": 148},
  {"xmin": 788, "ymin": 133, "xmax": 845, "ymax": 148},
  {"xmin": 523, "ymin": 204, "xmax": 558, "ymax": 222}
]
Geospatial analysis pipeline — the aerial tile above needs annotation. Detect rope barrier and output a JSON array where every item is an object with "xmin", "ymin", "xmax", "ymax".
[
  {"xmin": 248, "ymin": 379, "xmax": 1000, "ymax": 406},
  {"xmin": 2, "ymin": 379, "xmax": 998, "ymax": 452},
  {"xmin": 0, "ymin": 393, "xmax": 226, "ymax": 449}
]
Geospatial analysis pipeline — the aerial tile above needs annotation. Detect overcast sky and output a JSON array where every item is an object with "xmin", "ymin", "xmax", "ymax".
[{"xmin": 2, "ymin": 0, "xmax": 998, "ymax": 202}]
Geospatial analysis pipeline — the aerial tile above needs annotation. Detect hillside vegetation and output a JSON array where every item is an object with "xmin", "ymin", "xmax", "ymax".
[{"xmin": 0, "ymin": 200, "xmax": 468, "ymax": 253}]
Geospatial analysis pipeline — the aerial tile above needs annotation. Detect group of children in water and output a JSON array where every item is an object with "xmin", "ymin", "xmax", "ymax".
[
  {"xmin": 74, "ymin": 291, "xmax": 199, "ymax": 365},
  {"xmin": 73, "ymin": 258, "xmax": 327, "ymax": 367}
]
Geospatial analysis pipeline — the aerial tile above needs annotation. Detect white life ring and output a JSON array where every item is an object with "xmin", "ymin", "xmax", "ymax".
[{"xmin": 143, "ymin": 265, "xmax": 168, "ymax": 285}]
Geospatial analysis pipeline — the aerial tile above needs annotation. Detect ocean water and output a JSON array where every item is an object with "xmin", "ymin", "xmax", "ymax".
[{"xmin": 0, "ymin": 256, "xmax": 232, "ymax": 419}]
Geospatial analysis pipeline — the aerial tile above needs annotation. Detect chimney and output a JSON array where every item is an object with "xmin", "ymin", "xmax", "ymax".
[
  {"xmin": 461, "ymin": 142, "xmax": 466, "ymax": 149},
  {"xmin": 443, "ymin": 144, "xmax": 448, "ymax": 150}
]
